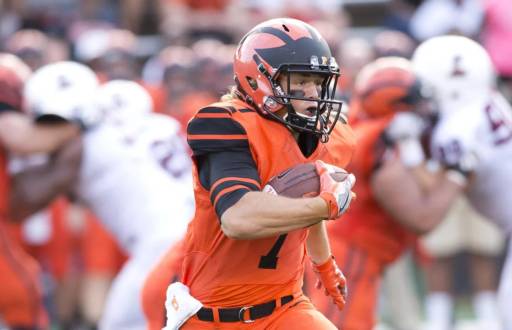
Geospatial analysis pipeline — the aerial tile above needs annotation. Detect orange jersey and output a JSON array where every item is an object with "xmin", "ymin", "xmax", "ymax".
[
  {"xmin": 184, "ymin": 99, "xmax": 355, "ymax": 307},
  {"xmin": 329, "ymin": 117, "xmax": 417, "ymax": 264},
  {"xmin": 0, "ymin": 149, "xmax": 47, "ymax": 328},
  {"xmin": 82, "ymin": 212, "xmax": 127, "ymax": 275},
  {"xmin": 9, "ymin": 198, "xmax": 75, "ymax": 281}
]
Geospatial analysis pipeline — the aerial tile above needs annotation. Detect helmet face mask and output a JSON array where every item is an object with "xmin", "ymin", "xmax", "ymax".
[
  {"xmin": 269, "ymin": 65, "xmax": 342, "ymax": 140},
  {"xmin": 234, "ymin": 18, "xmax": 343, "ymax": 141}
]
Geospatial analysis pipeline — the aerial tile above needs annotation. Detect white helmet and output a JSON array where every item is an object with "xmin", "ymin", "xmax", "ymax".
[
  {"xmin": 24, "ymin": 61, "xmax": 102, "ymax": 126},
  {"xmin": 412, "ymin": 35, "xmax": 496, "ymax": 113},
  {"xmin": 95, "ymin": 80, "xmax": 153, "ymax": 119}
]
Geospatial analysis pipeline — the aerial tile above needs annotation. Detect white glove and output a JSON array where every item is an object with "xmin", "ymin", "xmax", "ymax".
[
  {"xmin": 386, "ymin": 112, "xmax": 427, "ymax": 167},
  {"xmin": 385, "ymin": 112, "xmax": 426, "ymax": 142}
]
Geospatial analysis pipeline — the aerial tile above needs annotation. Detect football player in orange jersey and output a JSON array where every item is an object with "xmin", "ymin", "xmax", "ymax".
[
  {"xmin": 304, "ymin": 56, "xmax": 470, "ymax": 330},
  {"xmin": 0, "ymin": 53, "xmax": 83, "ymax": 329},
  {"xmin": 144, "ymin": 18, "xmax": 357, "ymax": 330}
]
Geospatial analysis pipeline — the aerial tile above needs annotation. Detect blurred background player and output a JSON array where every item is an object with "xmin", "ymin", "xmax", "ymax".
[
  {"xmin": 0, "ymin": 53, "xmax": 83, "ymax": 329},
  {"xmin": 411, "ymin": 35, "xmax": 512, "ymax": 330},
  {"xmin": 304, "ymin": 56, "xmax": 468, "ymax": 330},
  {"xmin": 79, "ymin": 209, "xmax": 127, "ymax": 329},
  {"xmin": 23, "ymin": 62, "xmax": 194, "ymax": 330},
  {"xmin": 142, "ymin": 236, "xmax": 186, "ymax": 330}
]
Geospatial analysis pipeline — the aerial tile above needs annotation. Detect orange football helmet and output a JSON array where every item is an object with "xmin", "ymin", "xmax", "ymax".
[
  {"xmin": 354, "ymin": 57, "xmax": 422, "ymax": 119},
  {"xmin": 233, "ymin": 18, "xmax": 342, "ymax": 140},
  {"xmin": 0, "ymin": 53, "xmax": 32, "ymax": 111}
]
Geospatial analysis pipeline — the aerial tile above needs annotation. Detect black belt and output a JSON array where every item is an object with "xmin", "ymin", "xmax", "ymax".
[{"xmin": 196, "ymin": 295, "xmax": 294, "ymax": 323}]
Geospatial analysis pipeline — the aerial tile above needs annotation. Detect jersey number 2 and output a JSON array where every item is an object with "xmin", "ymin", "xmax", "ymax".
[{"xmin": 258, "ymin": 234, "xmax": 288, "ymax": 269}]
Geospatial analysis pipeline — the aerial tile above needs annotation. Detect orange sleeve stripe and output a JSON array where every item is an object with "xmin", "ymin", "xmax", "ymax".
[
  {"xmin": 187, "ymin": 134, "xmax": 248, "ymax": 140},
  {"xmin": 195, "ymin": 113, "xmax": 232, "ymax": 119},
  {"xmin": 213, "ymin": 185, "xmax": 250, "ymax": 208},
  {"xmin": 210, "ymin": 177, "xmax": 261, "ymax": 192}
]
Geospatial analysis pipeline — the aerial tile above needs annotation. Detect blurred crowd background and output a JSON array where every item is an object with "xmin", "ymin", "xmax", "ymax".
[{"xmin": 1, "ymin": 0, "xmax": 511, "ymax": 329}]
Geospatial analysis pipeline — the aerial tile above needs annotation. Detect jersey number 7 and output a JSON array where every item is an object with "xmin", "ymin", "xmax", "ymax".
[{"xmin": 258, "ymin": 234, "xmax": 288, "ymax": 269}]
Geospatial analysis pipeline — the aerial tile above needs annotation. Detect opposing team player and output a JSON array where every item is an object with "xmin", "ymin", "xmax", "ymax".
[
  {"xmin": 412, "ymin": 35, "xmax": 512, "ymax": 329},
  {"xmin": 145, "ymin": 18, "xmax": 357, "ymax": 330},
  {"xmin": 23, "ymin": 63, "xmax": 194, "ymax": 330}
]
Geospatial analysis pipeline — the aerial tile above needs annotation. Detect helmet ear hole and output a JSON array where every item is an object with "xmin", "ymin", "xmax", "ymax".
[
  {"xmin": 282, "ymin": 24, "xmax": 290, "ymax": 32},
  {"xmin": 246, "ymin": 76, "xmax": 258, "ymax": 91}
]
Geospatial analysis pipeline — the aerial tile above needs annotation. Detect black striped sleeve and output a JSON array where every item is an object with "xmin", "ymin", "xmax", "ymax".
[
  {"xmin": 187, "ymin": 106, "xmax": 249, "ymax": 156},
  {"xmin": 197, "ymin": 149, "xmax": 261, "ymax": 218}
]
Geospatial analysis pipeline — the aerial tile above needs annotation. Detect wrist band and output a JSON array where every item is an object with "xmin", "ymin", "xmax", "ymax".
[{"xmin": 319, "ymin": 192, "xmax": 337, "ymax": 220}]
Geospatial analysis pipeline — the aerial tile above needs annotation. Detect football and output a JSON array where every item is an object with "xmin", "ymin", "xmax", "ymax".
[{"xmin": 263, "ymin": 162, "xmax": 348, "ymax": 198}]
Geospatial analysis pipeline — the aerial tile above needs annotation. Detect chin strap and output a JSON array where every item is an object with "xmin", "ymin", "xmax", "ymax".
[
  {"xmin": 235, "ymin": 76, "xmax": 331, "ymax": 140},
  {"xmin": 285, "ymin": 108, "xmax": 315, "ymax": 130},
  {"xmin": 283, "ymin": 107, "xmax": 330, "ymax": 142}
]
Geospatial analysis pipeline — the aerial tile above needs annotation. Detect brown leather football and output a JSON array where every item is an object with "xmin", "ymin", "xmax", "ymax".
[{"xmin": 263, "ymin": 163, "xmax": 348, "ymax": 198}]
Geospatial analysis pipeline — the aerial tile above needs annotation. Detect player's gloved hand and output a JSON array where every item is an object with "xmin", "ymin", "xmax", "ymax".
[
  {"xmin": 315, "ymin": 160, "xmax": 355, "ymax": 220},
  {"xmin": 385, "ymin": 112, "xmax": 427, "ymax": 168},
  {"xmin": 384, "ymin": 112, "xmax": 426, "ymax": 142},
  {"xmin": 312, "ymin": 256, "xmax": 347, "ymax": 311}
]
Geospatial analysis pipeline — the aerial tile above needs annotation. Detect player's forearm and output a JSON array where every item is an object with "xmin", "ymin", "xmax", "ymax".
[
  {"xmin": 20, "ymin": 124, "xmax": 80, "ymax": 154},
  {"xmin": 8, "ymin": 160, "xmax": 78, "ymax": 220},
  {"xmin": 306, "ymin": 222, "xmax": 332, "ymax": 264},
  {"xmin": 0, "ymin": 114, "xmax": 80, "ymax": 154},
  {"xmin": 409, "ymin": 165, "xmax": 441, "ymax": 191},
  {"xmin": 221, "ymin": 191, "xmax": 328, "ymax": 239},
  {"xmin": 373, "ymin": 156, "xmax": 465, "ymax": 234},
  {"xmin": 380, "ymin": 176, "xmax": 463, "ymax": 235}
]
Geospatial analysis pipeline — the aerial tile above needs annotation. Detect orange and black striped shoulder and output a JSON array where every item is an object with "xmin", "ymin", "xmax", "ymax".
[{"xmin": 187, "ymin": 105, "xmax": 249, "ymax": 156}]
